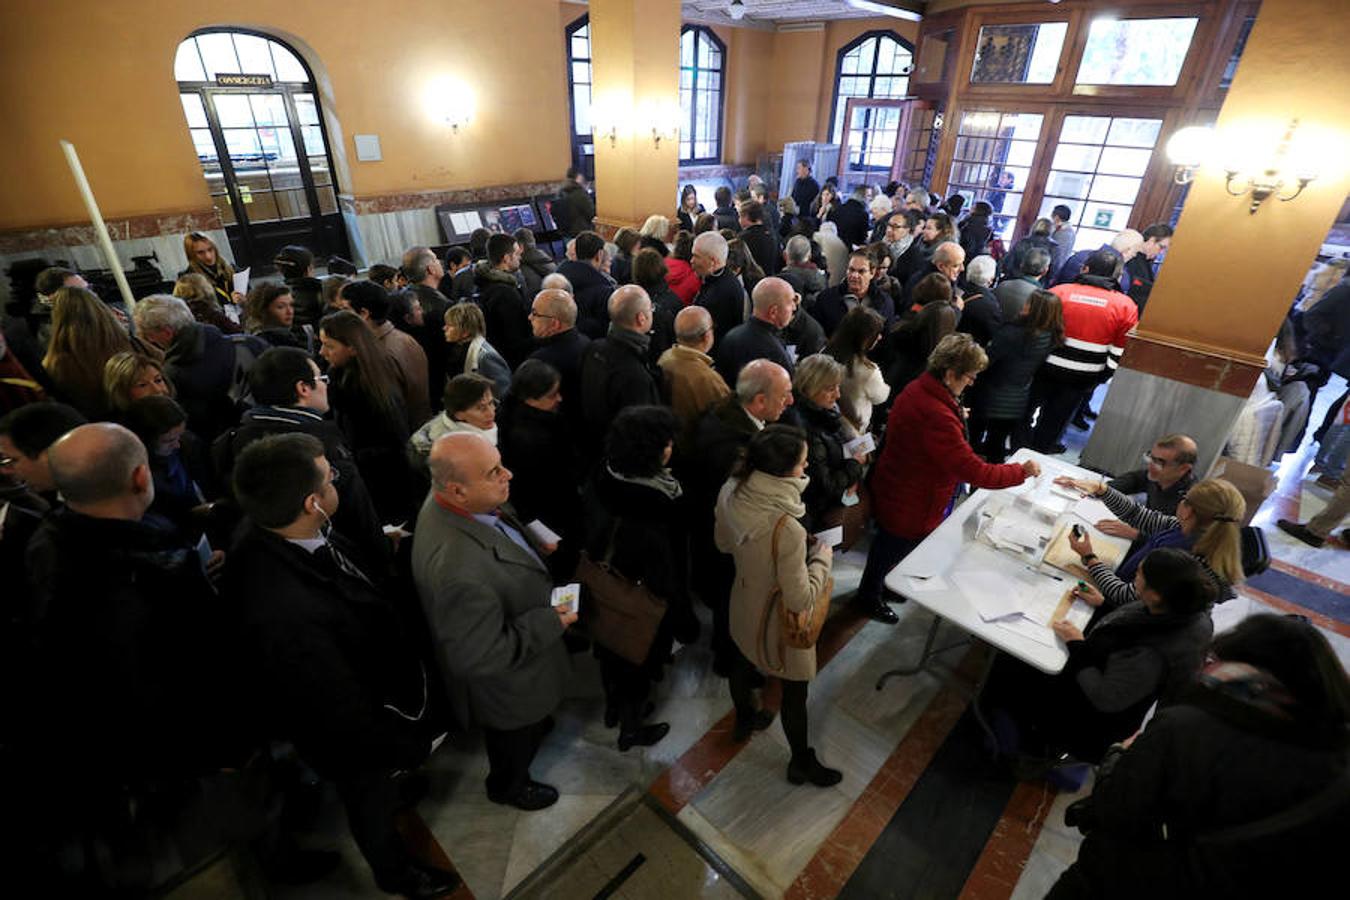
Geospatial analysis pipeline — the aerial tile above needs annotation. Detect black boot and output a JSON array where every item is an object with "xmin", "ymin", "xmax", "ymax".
[
  {"xmin": 618, "ymin": 722, "xmax": 670, "ymax": 751},
  {"xmin": 787, "ymin": 749, "xmax": 843, "ymax": 787}
]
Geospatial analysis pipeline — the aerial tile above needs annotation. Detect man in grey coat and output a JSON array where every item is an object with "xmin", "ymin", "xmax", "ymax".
[{"xmin": 411, "ymin": 433, "xmax": 577, "ymax": 810}]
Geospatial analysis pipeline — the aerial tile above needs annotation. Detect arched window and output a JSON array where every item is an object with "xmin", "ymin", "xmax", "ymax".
[
  {"xmin": 830, "ymin": 32, "xmax": 914, "ymax": 145},
  {"xmin": 175, "ymin": 29, "xmax": 348, "ymax": 268},
  {"xmin": 680, "ymin": 26, "xmax": 725, "ymax": 164},
  {"xmin": 564, "ymin": 15, "xmax": 594, "ymax": 179}
]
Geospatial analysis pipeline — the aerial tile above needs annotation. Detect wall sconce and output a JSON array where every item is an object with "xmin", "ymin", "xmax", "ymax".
[
  {"xmin": 425, "ymin": 76, "xmax": 474, "ymax": 133},
  {"xmin": 1166, "ymin": 119, "xmax": 1322, "ymax": 214},
  {"xmin": 639, "ymin": 99, "xmax": 680, "ymax": 149},
  {"xmin": 1164, "ymin": 125, "xmax": 1213, "ymax": 184},
  {"xmin": 590, "ymin": 97, "xmax": 627, "ymax": 148},
  {"xmin": 1223, "ymin": 119, "xmax": 1319, "ymax": 214}
]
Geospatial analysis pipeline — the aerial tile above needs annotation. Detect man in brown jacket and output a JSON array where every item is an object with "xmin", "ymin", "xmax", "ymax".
[
  {"xmin": 344, "ymin": 280, "xmax": 432, "ymax": 426},
  {"xmin": 657, "ymin": 306, "xmax": 729, "ymax": 452}
]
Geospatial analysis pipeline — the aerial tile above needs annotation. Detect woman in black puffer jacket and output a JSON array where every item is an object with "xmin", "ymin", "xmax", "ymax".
[{"xmin": 789, "ymin": 354, "xmax": 866, "ymax": 533}]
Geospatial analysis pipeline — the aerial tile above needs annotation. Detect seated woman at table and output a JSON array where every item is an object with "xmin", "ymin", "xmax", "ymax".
[
  {"xmin": 1054, "ymin": 476, "xmax": 1246, "ymax": 605},
  {"xmin": 857, "ymin": 333, "xmax": 1039, "ymax": 625},
  {"xmin": 989, "ymin": 548, "xmax": 1217, "ymax": 765}
]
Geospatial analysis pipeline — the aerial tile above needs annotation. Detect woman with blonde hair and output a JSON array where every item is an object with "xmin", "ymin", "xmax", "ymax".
[
  {"xmin": 173, "ymin": 271, "xmax": 242, "ymax": 334},
  {"xmin": 1060, "ymin": 476, "xmax": 1247, "ymax": 605},
  {"xmin": 104, "ymin": 351, "xmax": 174, "ymax": 413},
  {"xmin": 638, "ymin": 215, "xmax": 672, "ymax": 254},
  {"xmin": 441, "ymin": 301, "xmax": 511, "ymax": 399},
  {"xmin": 42, "ymin": 286, "xmax": 150, "ymax": 417},
  {"xmin": 182, "ymin": 231, "xmax": 240, "ymax": 306},
  {"xmin": 790, "ymin": 354, "xmax": 867, "ymax": 532}
]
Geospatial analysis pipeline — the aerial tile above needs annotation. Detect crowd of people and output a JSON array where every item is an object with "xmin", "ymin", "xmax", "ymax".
[{"xmin": 1, "ymin": 165, "xmax": 1345, "ymax": 898}]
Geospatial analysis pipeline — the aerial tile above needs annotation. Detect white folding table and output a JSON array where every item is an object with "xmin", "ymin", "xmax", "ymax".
[{"xmin": 874, "ymin": 449, "xmax": 1132, "ymax": 709}]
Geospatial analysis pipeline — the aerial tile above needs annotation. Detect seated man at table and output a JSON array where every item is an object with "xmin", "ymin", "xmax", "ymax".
[
  {"xmin": 984, "ymin": 548, "xmax": 1216, "ymax": 767},
  {"xmin": 1097, "ymin": 434, "xmax": 1198, "ymax": 543}
]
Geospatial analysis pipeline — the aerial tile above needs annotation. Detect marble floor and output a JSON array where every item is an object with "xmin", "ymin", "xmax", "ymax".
[{"xmin": 265, "ymin": 386, "xmax": 1348, "ymax": 900}]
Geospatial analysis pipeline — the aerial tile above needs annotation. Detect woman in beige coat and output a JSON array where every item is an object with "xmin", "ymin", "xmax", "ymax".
[{"xmin": 714, "ymin": 424, "xmax": 840, "ymax": 787}]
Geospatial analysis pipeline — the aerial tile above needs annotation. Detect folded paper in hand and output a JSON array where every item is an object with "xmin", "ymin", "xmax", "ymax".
[
  {"xmin": 232, "ymin": 268, "xmax": 250, "ymax": 296},
  {"xmin": 526, "ymin": 519, "xmax": 562, "ymax": 545},
  {"xmin": 843, "ymin": 433, "xmax": 876, "ymax": 456}
]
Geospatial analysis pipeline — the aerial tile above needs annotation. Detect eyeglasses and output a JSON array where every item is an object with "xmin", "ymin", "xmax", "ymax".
[
  {"xmin": 328, "ymin": 464, "xmax": 341, "ymax": 485},
  {"xmin": 0, "ymin": 455, "xmax": 16, "ymax": 469},
  {"xmin": 1143, "ymin": 452, "xmax": 1177, "ymax": 467},
  {"xmin": 528, "ymin": 310, "xmax": 557, "ymax": 320},
  {"xmin": 308, "ymin": 373, "xmax": 330, "ymax": 386}
]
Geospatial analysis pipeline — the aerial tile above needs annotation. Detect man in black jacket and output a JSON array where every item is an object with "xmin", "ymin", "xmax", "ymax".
[
  {"xmin": 579, "ymin": 286, "xmax": 661, "ymax": 455},
  {"xmin": 528, "ymin": 289, "xmax": 591, "ymax": 441},
  {"xmin": 715, "ymin": 277, "xmax": 796, "ymax": 386},
  {"xmin": 692, "ymin": 231, "xmax": 746, "ymax": 342},
  {"xmin": 553, "ymin": 167, "xmax": 595, "ymax": 237},
  {"xmin": 556, "ymin": 232, "xmax": 617, "ymax": 339},
  {"xmin": 790, "ymin": 159, "xmax": 820, "ymax": 216},
  {"xmin": 738, "ymin": 200, "xmax": 779, "ymax": 276},
  {"xmin": 1124, "ymin": 223, "xmax": 1172, "ymax": 316},
  {"xmin": 227, "ymin": 433, "xmax": 455, "ymax": 900},
  {"xmin": 213, "ymin": 347, "xmax": 389, "ymax": 567},
  {"xmin": 476, "ymin": 233, "xmax": 533, "ymax": 369},
  {"xmin": 24, "ymin": 424, "xmax": 245, "ymax": 888}
]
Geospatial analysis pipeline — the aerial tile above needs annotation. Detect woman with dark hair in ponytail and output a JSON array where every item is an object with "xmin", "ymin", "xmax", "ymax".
[
  {"xmin": 1048, "ymin": 613, "xmax": 1349, "ymax": 900},
  {"xmin": 319, "ymin": 311, "xmax": 416, "ymax": 520},
  {"xmin": 715, "ymin": 424, "xmax": 839, "ymax": 787}
]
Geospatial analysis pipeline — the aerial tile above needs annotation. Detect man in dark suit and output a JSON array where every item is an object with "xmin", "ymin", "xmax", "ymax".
[
  {"xmin": 528, "ymin": 289, "xmax": 591, "ymax": 440},
  {"xmin": 412, "ymin": 433, "xmax": 576, "ymax": 811},
  {"xmin": 715, "ymin": 277, "xmax": 796, "ymax": 386},
  {"xmin": 738, "ymin": 199, "xmax": 779, "ymax": 276},
  {"xmin": 790, "ymin": 159, "xmax": 820, "ymax": 217},
  {"xmin": 579, "ymin": 285, "xmax": 662, "ymax": 455},
  {"xmin": 829, "ymin": 186, "xmax": 871, "ymax": 249},
  {"xmin": 227, "ymin": 433, "xmax": 456, "ymax": 900}
]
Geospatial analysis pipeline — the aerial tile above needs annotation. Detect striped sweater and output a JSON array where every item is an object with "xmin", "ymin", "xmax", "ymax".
[{"xmin": 1085, "ymin": 486, "xmax": 1235, "ymax": 608}]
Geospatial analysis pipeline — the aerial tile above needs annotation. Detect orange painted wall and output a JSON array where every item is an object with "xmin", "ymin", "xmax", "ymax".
[{"xmin": 0, "ymin": 0, "xmax": 574, "ymax": 231}]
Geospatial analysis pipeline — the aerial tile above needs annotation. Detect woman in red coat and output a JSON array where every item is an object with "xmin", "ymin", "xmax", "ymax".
[{"xmin": 855, "ymin": 333, "xmax": 1040, "ymax": 622}]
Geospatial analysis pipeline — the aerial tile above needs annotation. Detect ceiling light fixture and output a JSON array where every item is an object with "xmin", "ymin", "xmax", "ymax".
[
  {"xmin": 729, "ymin": 1, "xmax": 746, "ymax": 21},
  {"xmin": 844, "ymin": 0, "xmax": 923, "ymax": 21}
]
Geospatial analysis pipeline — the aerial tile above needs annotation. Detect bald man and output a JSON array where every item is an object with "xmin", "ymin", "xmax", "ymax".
[
  {"xmin": 714, "ymin": 276, "xmax": 797, "ymax": 386},
  {"xmin": 528, "ymin": 287, "xmax": 591, "ymax": 439},
  {"xmin": 578, "ymin": 284, "xmax": 661, "ymax": 450},
  {"xmin": 25, "ymin": 423, "xmax": 237, "ymax": 809},
  {"xmin": 692, "ymin": 231, "xmax": 747, "ymax": 342},
  {"xmin": 658, "ymin": 305, "xmax": 730, "ymax": 450},
  {"xmin": 411, "ymin": 433, "xmax": 573, "ymax": 811}
]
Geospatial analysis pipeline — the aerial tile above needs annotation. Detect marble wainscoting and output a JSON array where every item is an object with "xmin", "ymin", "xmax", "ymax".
[
  {"xmin": 0, "ymin": 211, "xmax": 225, "ymax": 304},
  {"xmin": 1081, "ymin": 333, "xmax": 1265, "ymax": 476}
]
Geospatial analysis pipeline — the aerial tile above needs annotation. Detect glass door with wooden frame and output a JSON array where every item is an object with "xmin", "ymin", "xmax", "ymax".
[
  {"xmin": 945, "ymin": 109, "xmax": 1047, "ymax": 242},
  {"xmin": 836, "ymin": 98, "xmax": 932, "ymax": 198}
]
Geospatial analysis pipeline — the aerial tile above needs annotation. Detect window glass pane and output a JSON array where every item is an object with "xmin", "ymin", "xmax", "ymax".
[
  {"xmin": 573, "ymin": 88, "xmax": 591, "ymax": 134},
  {"xmin": 1220, "ymin": 16, "xmax": 1255, "ymax": 89},
  {"xmin": 970, "ymin": 22, "xmax": 1067, "ymax": 84},
  {"xmin": 274, "ymin": 189, "xmax": 308, "ymax": 219},
  {"xmin": 197, "ymin": 33, "xmax": 240, "ymax": 79},
  {"xmin": 572, "ymin": 62, "xmax": 590, "ymax": 84},
  {"xmin": 842, "ymin": 49, "xmax": 860, "ymax": 75},
  {"xmin": 1037, "ymin": 195, "xmax": 1082, "ymax": 223},
  {"xmin": 1060, "ymin": 115, "xmax": 1110, "ymax": 144},
  {"xmin": 249, "ymin": 94, "xmax": 289, "ymax": 127},
  {"xmin": 681, "ymin": 30, "xmax": 694, "ymax": 65},
  {"xmin": 571, "ymin": 36, "xmax": 589, "ymax": 60},
  {"xmin": 1076, "ymin": 17, "xmax": 1198, "ymax": 86},
  {"xmin": 309, "ymin": 156, "xmax": 332, "ymax": 186},
  {"xmin": 1087, "ymin": 175, "xmax": 1141, "ymax": 205},
  {"xmin": 1004, "ymin": 140, "xmax": 1036, "ymax": 167},
  {"xmin": 1080, "ymin": 202, "xmax": 1133, "ymax": 232},
  {"xmin": 231, "ymin": 160, "xmax": 272, "ymax": 195},
  {"xmin": 1097, "ymin": 146, "xmax": 1152, "ymax": 176},
  {"xmin": 1044, "ymin": 172, "xmax": 1091, "ymax": 199},
  {"xmin": 240, "ymin": 188, "xmax": 279, "ymax": 222},
  {"xmin": 1051, "ymin": 143, "xmax": 1101, "ymax": 172},
  {"xmin": 233, "ymin": 34, "xmax": 276, "ymax": 78},
  {"xmin": 213, "ymin": 194, "xmax": 237, "ymax": 226},
  {"xmin": 698, "ymin": 35, "xmax": 713, "ymax": 68},
  {"xmin": 316, "ymin": 185, "xmax": 338, "ymax": 216},
  {"xmin": 190, "ymin": 129, "xmax": 218, "ymax": 164},
  {"xmin": 270, "ymin": 41, "xmax": 309, "ymax": 82},
  {"xmin": 877, "ymin": 38, "xmax": 895, "ymax": 73},
  {"xmin": 1106, "ymin": 117, "xmax": 1162, "ymax": 148},
  {"xmin": 180, "ymin": 93, "xmax": 208, "ymax": 128},
  {"xmin": 214, "ymin": 94, "xmax": 254, "ymax": 128},
  {"xmin": 294, "ymin": 93, "xmax": 320, "ymax": 125},
  {"xmin": 855, "ymin": 38, "xmax": 876, "ymax": 74},
  {"xmin": 301, "ymin": 125, "xmax": 325, "ymax": 156},
  {"xmin": 1075, "ymin": 227, "xmax": 1116, "ymax": 250},
  {"xmin": 958, "ymin": 110, "xmax": 1002, "ymax": 138},
  {"xmin": 175, "ymin": 39, "xmax": 207, "ymax": 81}
]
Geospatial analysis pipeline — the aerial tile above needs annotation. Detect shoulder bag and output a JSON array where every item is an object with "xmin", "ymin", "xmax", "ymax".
[
  {"xmin": 574, "ymin": 518, "xmax": 667, "ymax": 666},
  {"xmin": 759, "ymin": 515, "xmax": 833, "ymax": 671}
]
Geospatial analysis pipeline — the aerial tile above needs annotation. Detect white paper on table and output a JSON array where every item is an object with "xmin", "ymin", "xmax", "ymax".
[
  {"xmin": 994, "ymin": 613, "xmax": 1062, "ymax": 648},
  {"xmin": 526, "ymin": 519, "xmax": 562, "ymax": 545},
  {"xmin": 812, "ymin": 525, "xmax": 844, "ymax": 548},
  {"xmin": 843, "ymin": 433, "xmax": 876, "ymax": 456},
  {"xmin": 954, "ymin": 571, "xmax": 1026, "ymax": 621},
  {"xmin": 231, "ymin": 267, "xmax": 249, "ymax": 296},
  {"xmin": 984, "ymin": 514, "xmax": 1049, "ymax": 552},
  {"xmin": 1072, "ymin": 497, "xmax": 1117, "ymax": 527}
]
